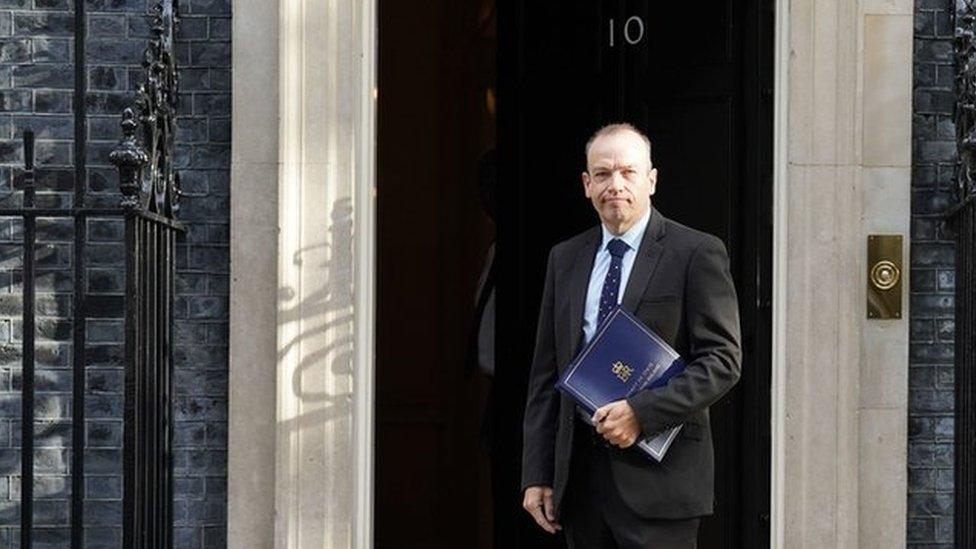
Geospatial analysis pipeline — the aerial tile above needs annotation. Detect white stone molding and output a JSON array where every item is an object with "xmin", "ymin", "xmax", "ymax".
[
  {"xmin": 230, "ymin": 0, "xmax": 376, "ymax": 547},
  {"xmin": 777, "ymin": 0, "xmax": 911, "ymax": 547},
  {"xmin": 229, "ymin": 0, "xmax": 279, "ymax": 546},
  {"xmin": 771, "ymin": 0, "xmax": 790, "ymax": 545}
]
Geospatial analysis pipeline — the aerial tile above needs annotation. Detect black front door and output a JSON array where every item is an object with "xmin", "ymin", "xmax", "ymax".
[{"xmin": 495, "ymin": 1, "xmax": 773, "ymax": 546}]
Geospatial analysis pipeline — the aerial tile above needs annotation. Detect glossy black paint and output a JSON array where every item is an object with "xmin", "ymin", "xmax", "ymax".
[{"xmin": 496, "ymin": 1, "xmax": 773, "ymax": 546}]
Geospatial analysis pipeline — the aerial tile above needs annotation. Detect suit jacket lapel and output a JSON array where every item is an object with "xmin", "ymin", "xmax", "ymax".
[
  {"xmin": 568, "ymin": 227, "xmax": 600, "ymax": 352},
  {"xmin": 621, "ymin": 206, "xmax": 667, "ymax": 313}
]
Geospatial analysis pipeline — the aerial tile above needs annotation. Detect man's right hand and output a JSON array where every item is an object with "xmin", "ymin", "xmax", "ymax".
[{"xmin": 522, "ymin": 485, "xmax": 562, "ymax": 534}]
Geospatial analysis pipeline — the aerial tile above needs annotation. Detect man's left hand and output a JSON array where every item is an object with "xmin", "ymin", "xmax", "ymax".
[{"xmin": 593, "ymin": 400, "xmax": 641, "ymax": 448}]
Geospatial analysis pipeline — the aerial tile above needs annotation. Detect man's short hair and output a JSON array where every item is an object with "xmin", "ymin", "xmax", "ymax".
[{"xmin": 584, "ymin": 123, "xmax": 653, "ymax": 167}]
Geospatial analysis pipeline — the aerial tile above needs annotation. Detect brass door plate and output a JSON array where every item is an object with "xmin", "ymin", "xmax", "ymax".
[{"xmin": 867, "ymin": 234, "xmax": 902, "ymax": 319}]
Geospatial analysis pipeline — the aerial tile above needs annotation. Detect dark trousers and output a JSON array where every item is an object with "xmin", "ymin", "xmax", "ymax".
[{"xmin": 562, "ymin": 417, "xmax": 700, "ymax": 549}]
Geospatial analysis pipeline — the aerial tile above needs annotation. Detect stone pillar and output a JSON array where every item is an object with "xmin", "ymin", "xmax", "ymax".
[
  {"xmin": 775, "ymin": 0, "xmax": 911, "ymax": 546},
  {"xmin": 229, "ymin": 0, "xmax": 376, "ymax": 547}
]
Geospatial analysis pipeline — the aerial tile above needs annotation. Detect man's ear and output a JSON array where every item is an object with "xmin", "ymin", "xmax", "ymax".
[
  {"xmin": 582, "ymin": 171, "xmax": 592, "ymax": 198},
  {"xmin": 648, "ymin": 168, "xmax": 658, "ymax": 196}
]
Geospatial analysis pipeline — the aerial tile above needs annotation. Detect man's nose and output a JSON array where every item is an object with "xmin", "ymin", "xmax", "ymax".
[{"xmin": 609, "ymin": 171, "xmax": 627, "ymax": 190}]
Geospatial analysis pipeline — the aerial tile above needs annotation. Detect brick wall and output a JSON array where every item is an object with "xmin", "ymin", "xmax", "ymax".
[
  {"xmin": 0, "ymin": 0, "xmax": 230, "ymax": 547},
  {"xmin": 910, "ymin": 0, "xmax": 957, "ymax": 545}
]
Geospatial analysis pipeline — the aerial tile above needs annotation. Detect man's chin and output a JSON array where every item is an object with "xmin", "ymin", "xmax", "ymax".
[
  {"xmin": 601, "ymin": 209, "xmax": 629, "ymax": 224},
  {"xmin": 600, "ymin": 214, "xmax": 632, "ymax": 231}
]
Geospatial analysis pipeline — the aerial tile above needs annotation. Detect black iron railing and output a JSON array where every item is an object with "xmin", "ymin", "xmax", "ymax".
[
  {"xmin": 952, "ymin": 4, "xmax": 976, "ymax": 547},
  {"xmin": 9, "ymin": 1, "xmax": 183, "ymax": 547}
]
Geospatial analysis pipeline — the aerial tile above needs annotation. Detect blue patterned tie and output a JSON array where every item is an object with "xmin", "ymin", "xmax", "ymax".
[
  {"xmin": 598, "ymin": 238, "xmax": 629, "ymax": 326},
  {"xmin": 576, "ymin": 238, "xmax": 631, "ymax": 425}
]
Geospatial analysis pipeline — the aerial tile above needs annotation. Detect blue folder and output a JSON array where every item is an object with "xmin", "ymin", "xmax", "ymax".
[{"xmin": 556, "ymin": 306, "xmax": 686, "ymax": 461}]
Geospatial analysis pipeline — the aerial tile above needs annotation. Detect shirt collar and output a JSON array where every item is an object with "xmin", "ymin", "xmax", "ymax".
[{"xmin": 600, "ymin": 207, "xmax": 651, "ymax": 254}]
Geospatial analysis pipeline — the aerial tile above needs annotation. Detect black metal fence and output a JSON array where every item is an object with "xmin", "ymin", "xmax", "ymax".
[
  {"xmin": 122, "ymin": 210, "xmax": 179, "ymax": 548},
  {"xmin": 948, "ymin": 196, "xmax": 974, "ymax": 549},
  {"xmin": 5, "ymin": 1, "xmax": 183, "ymax": 547},
  {"xmin": 952, "ymin": 4, "xmax": 976, "ymax": 546}
]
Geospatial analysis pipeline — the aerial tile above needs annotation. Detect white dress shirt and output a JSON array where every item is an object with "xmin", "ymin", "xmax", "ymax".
[{"xmin": 581, "ymin": 208, "xmax": 651, "ymax": 345}]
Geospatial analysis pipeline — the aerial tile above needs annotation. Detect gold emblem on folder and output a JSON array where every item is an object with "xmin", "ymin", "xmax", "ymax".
[{"xmin": 611, "ymin": 361, "xmax": 633, "ymax": 383}]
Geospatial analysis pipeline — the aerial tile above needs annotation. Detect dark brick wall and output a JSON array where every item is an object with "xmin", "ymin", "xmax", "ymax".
[
  {"xmin": 910, "ymin": 0, "xmax": 957, "ymax": 546},
  {"xmin": 0, "ymin": 0, "xmax": 229, "ymax": 547}
]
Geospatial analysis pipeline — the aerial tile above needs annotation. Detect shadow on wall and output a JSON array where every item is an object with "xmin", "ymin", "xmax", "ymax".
[{"xmin": 276, "ymin": 196, "xmax": 355, "ymax": 429}]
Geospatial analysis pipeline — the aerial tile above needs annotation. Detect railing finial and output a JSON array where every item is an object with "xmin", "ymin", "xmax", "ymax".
[
  {"xmin": 113, "ymin": 0, "xmax": 180, "ymax": 216},
  {"xmin": 109, "ymin": 108, "xmax": 149, "ymax": 209}
]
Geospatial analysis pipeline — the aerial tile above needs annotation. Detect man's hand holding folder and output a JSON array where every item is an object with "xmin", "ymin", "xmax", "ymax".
[
  {"xmin": 555, "ymin": 306, "xmax": 687, "ymax": 461},
  {"xmin": 592, "ymin": 400, "xmax": 641, "ymax": 448}
]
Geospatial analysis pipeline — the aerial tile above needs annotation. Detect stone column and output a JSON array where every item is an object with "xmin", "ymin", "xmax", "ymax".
[
  {"xmin": 229, "ymin": 0, "xmax": 376, "ymax": 547},
  {"xmin": 228, "ymin": 0, "xmax": 279, "ymax": 545},
  {"xmin": 775, "ymin": 0, "xmax": 911, "ymax": 546}
]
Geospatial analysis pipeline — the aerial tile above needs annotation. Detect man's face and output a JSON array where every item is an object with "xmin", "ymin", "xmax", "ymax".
[{"xmin": 582, "ymin": 130, "xmax": 657, "ymax": 234}]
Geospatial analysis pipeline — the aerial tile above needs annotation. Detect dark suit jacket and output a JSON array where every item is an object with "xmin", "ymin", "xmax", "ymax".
[{"xmin": 521, "ymin": 205, "xmax": 742, "ymax": 519}]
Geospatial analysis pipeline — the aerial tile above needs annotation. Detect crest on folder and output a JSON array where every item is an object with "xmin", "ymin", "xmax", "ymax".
[{"xmin": 611, "ymin": 361, "xmax": 633, "ymax": 383}]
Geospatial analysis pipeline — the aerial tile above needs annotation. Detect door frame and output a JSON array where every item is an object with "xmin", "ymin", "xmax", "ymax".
[
  {"xmin": 770, "ymin": 0, "xmax": 789, "ymax": 545},
  {"xmin": 228, "ymin": 0, "xmax": 788, "ymax": 545}
]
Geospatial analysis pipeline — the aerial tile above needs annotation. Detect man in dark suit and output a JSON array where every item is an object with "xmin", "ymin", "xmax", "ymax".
[{"xmin": 521, "ymin": 123, "xmax": 742, "ymax": 548}]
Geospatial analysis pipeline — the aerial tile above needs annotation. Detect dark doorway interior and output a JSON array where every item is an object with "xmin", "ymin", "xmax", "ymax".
[
  {"xmin": 376, "ymin": 1, "xmax": 497, "ymax": 548},
  {"xmin": 377, "ymin": 0, "xmax": 773, "ymax": 547}
]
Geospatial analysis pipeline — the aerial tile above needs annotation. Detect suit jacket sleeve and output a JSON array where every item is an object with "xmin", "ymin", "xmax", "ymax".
[
  {"xmin": 521, "ymin": 248, "xmax": 559, "ymax": 490},
  {"xmin": 626, "ymin": 235, "xmax": 742, "ymax": 435}
]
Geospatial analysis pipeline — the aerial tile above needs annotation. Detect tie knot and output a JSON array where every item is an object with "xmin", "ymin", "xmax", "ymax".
[{"xmin": 607, "ymin": 238, "xmax": 628, "ymax": 259}]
